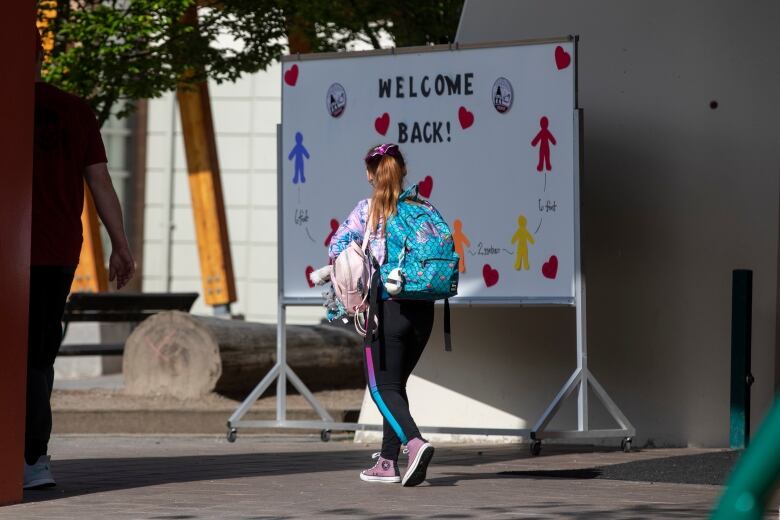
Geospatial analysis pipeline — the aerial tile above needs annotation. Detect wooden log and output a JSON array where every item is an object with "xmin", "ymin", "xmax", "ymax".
[{"xmin": 123, "ymin": 311, "xmax": 364, "ymax": 400}]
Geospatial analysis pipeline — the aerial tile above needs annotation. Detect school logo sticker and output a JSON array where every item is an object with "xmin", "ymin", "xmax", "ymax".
[
  {"xmin": 326, "ymin": 83, "xmax": 346, "ymax": 118},
  {"xmin": 491, "ymin": 77, "xmax": 513, "ymax": 114}
]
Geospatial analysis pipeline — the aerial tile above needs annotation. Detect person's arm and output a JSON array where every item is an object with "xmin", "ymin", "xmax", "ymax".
[
  {"xmin": 83, "ymin": 162, "xmax": 135, "ymax": 289},
  {"xmin": 328, "ymin": 200, "xmax": 368, "ymax": 261}
]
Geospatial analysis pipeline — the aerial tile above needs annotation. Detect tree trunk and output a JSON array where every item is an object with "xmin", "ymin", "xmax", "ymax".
[{"xmin": 123, "ymin": 311, "xmax": 364, "ymax": 400}]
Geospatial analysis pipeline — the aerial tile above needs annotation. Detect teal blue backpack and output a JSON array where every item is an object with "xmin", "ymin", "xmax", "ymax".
[{"xmin": 378, "ymin": 185, "xmax": 459, "ymax": 349}]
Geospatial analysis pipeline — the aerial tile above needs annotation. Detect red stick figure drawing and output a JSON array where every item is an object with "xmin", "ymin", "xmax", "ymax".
[
  {"xmin": 452, "ymin": 219, "xmax": 470, "ymax": 273},
  {"xmin": 531, "ymin": 116, "xmax": 556, "ymax": 172},
  {"xmin": 324, "ymin": 219, "xmax": 339, "ymax": 247}
]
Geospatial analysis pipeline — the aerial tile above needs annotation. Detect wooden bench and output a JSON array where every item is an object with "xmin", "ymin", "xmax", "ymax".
[{"xmin": 59, "ymin": 292, "xmax": 199, "ymax": 356}]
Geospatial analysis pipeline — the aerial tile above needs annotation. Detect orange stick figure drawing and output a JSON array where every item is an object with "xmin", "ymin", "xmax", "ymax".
[
  {"xmin": 511, "ymin": 215, "xmax": 535, "ymax": 270},
  {"xmin": 452, "ymin": 219, "xmax": 470, "ymax": 273}
]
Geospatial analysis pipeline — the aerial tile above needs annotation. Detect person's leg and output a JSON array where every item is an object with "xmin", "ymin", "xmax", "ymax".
[
  {"xmin": 363, "ymin": 300, "xmax": 421, "ymax": 461},
  {"xmin": 381, "ymin": 418, "xmax": 400, "ymax": 461},
  {"xmin": 25, "ymin": 266, "xmax": 74, "ymax": 466},
  {"xmin": 400, "ymin": 301, "xmax": 434, "ymax": 384},
  {"xmin": 397, "ymin": 301, "xmax": 435, "ymax": 487},
  {"xmin": 25, "ymin": 267, "xmax": 48, "ymax": 466}
]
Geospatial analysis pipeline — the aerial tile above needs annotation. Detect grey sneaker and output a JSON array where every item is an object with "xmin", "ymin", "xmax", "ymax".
[
  {"xmin": 360, "ymin": 452, "xmax": 401, "ymax": 483},
  {"xmin": 24, "ymin": 455, "xmax": 55, "ymax": 489},
  {"xmin": 402, "ymin": 438, "xmax": 434, "ymax": 487}
]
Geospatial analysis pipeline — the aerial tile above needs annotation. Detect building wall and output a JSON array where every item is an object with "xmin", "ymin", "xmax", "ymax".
[
  {"xmin": 359, "ymin": 0, "xmax": 780, "ymax": 447},
  {"xmin": 143, "ymin": 64, "xmax": 322, "ymax": 324}
]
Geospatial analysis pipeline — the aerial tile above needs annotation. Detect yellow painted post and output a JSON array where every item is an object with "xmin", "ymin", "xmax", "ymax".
[
  {"xmin": 176, "ymin": 7, "xmax": 237, "ymax": 311},
  {"xmin": 71, "ymin": 187, "xmax": 108, "ymax": 293}
]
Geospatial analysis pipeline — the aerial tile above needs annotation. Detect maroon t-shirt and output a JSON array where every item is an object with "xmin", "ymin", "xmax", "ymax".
[{"xmin": 32, "ymin": 82, "xmax": 107, "ymax": 266}]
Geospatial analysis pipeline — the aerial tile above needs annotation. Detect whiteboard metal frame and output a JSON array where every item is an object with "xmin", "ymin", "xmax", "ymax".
[{"xmin": 228, "ymin": 37, "xmax": 634, "ymax": 450}]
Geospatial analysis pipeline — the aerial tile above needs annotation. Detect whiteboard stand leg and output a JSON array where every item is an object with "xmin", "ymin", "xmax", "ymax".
[
  {"xmin": 578, "ymin": 371, "xmax": 589, "ymax": 432},
  {"xmin": 531, "ymin": 275, "xmax": 635, "ymax": 442},
  {"xmin": 531, "ymin": 156, "xmax": 635, "ymax": 443},
  {"xmin": 276, "ymin": 303, "xmax": 287, "ymax": 421},
  {"xmin": 227, "ymin": 362, "xmax": 282, "ymax": 425},
  {"xmin": 531, "ymin": 368, "xmax": 582, "ymax": 436},
  {"xmin": 227, "ymin": 301, "xmax": 339, "ymax": 437},
  {"xmin": 286, "ymin": 365, "xmax": 335, "ymax": 422},
  {"xmin": 587, "ymin": 369, "xmax": 633, "ymax": 431}
]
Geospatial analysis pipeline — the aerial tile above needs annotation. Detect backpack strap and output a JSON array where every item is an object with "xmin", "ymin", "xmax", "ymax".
[
  {"xmin": 444, "ymin": 298, "xmax": 452, "ymax": 351},
  {"xmin": 361, "ymin": 200, "xmax": 372, "ymax": 252},
  {"xmin": 364, "ymin": 258, "xmax": 386, "ymax": 370}
]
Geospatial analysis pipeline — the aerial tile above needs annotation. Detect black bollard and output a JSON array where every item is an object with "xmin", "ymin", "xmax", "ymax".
[{"xmin": 730, "ymin": 269, "xmax": 753, "ymax": 449}]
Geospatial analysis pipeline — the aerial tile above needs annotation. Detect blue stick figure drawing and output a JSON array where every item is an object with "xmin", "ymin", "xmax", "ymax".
[{"xmin": 288, "ymin": 132, "xmax": 310, "ymax": 184}]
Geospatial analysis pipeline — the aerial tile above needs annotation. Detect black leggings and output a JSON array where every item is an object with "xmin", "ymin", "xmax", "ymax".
[
  {"xmin": 26, "ymin": 265, "xmax": 75, "ymax": 465},
  {"xmin": 363, "ymin": 299, "xmax": 434, "ymax": 461}
]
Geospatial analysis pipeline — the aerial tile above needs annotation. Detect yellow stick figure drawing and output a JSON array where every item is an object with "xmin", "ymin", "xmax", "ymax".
[
  {"xmin": 511, "ymin": 215, "xmax": 535, "ymax": 270},
  {"xmin": 452, "ymin": 219, "xmax": 470, "ymax": 273}
]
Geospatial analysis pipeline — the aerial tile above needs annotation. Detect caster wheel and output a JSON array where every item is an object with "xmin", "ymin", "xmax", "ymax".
[
  {"xmin": 621, "ymin": 437, "xmax": 632, "ymax": 452},
  {"xmin": 320, "ymin": 429, "xmax": 331, "ymax": 442},
  {"xmin": 530, "ymin": 440, "xmax": 542, "ymax": 456},
  {"xmin": 227, "ymin": 428, "xmax": 237, "ymax": 443}
]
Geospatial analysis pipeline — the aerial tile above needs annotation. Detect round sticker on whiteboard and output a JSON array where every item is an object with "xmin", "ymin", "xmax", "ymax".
[
  {"xmin": 326, "ymin": 83, "xmax": 347, "ymax": 118},
  {"xmin": 491, "ymin": 77, "xmax": 513, "ymax": 114}
]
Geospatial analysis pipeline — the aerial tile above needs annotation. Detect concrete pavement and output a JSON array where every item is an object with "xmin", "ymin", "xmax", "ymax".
[{"xmin": 1, "ymin": 434, "xmax": 771, "ymax": 519}]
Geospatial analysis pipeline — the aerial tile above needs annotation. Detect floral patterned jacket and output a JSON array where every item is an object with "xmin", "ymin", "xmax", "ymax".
[{"xmin": 327, "ymin": 199, "xmax": 386, "ymax": 266}]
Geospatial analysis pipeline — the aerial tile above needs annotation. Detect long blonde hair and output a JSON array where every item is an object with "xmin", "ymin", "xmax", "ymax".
[{"xmin": 365, "ymin": 144, "xmax": 406, "ymax": 233}]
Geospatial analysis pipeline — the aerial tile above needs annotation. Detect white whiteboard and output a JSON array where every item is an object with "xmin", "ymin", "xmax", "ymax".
[{"xmin": 280, "ymin": 39, "xmax": 578, "ymax": 302}]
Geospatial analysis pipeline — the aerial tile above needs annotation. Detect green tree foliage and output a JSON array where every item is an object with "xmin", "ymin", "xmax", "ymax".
[
  {"xmin": 39, "ymin": 0, "xmax": 287, "ymax": 126},
  {"xmin": 282, "ymin": 0, "xmax": 462, "ymax": 52},
  {"xmin": 38, "ymin": 0, "xmax": 463, "ymax": 127}
]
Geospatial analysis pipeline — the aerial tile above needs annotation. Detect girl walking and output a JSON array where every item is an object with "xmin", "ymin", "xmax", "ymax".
[{"xmin": 328, "ymin": 144, "xmax": 435, "ymax": 487}]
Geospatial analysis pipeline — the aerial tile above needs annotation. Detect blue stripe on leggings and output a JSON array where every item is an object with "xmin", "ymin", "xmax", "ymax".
[
  {"xmin": 370, "ymin": 388, "xmax": 408, "ymax": 445},
  {"xmin": 365, "ymin": 346, "xmax": 408, "ymax": 444}
]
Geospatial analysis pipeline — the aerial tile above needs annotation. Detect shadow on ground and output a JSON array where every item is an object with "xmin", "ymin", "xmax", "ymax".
[
  {"xmin": 24, "ymin": 443, "xmax": 541, "ymax": 503},
  {"xmin": 316, "ymin": 502, "xmax": 712, "ymax": 519},
  {"xmin": 498, "ymin": 450, "xmax": 739, "ymax": 486},
  {"xmin": 22, "ymin": 444, "xmax": 732, "ymax": 520}
]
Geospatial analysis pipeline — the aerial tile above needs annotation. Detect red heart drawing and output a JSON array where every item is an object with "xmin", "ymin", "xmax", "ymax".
[
  {"xmin": 482, "ymin": 264, "xmax": 499, "ymax": 287},
  {"xmin": 418, "ymin": 176, "xmax": 433, "ymax": 198},
  {"xmin": 554, "ymin": 46, "xmax": 571, "ymax": 70},
  {"xmin": 284, "ymin": 64, "xmax": 299, "ymax": 86},
  {"xmin": 324, "ymin": 219, "xmax": 339, "ymax": 246},
  {"xmin": 374, "ymin": 112, "xmax": 390, "ymax": 135},
  {"xmin": 305, "ymin": 265, "xmax": 315, "ymax": 288},
  {"xmin": 458, "ymin": 106, "xmax": 474, "ymax": 129},
  {"xmin": 542, "ymin": 255, "xmax": 558, "ymax": 279}
]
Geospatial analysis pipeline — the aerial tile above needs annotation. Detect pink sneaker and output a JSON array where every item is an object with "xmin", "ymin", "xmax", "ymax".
[
  {"xmin": 360, "ymin": 453, "xmax": 401, "ymax": 483},
  {"xmin": 402, "ymin": 438, "xmax": 434, "ymax": 487}
]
